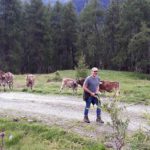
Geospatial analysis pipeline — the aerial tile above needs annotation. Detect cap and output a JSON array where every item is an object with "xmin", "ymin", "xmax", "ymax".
[{"xmin": 91, "ymin": 67, "xmax": 98, "ymax": 72}]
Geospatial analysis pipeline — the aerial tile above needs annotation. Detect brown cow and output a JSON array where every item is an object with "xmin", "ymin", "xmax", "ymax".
[
  {"xmin": 76, "ymin": 78, "xmax": 85, "ymax": 87},
  {"xmin": 99, "ymin": 80, "xmax": 120, "ymax": 97},
  {"xmin": 77, "ymin": 78, "xmax": 120, "ymax": 96},
  {"xmin": 26, "ymin": 74, "xmax": 35, "ymax": 90},
  {"xmin": 60, "ymin": 78, "xmax": 78, "ymax": 94}
]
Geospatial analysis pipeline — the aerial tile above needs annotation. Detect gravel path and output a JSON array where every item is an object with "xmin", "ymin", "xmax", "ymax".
[{"xmin": 0, "ymin": 92, "xmax": 149, "ymax": 138}]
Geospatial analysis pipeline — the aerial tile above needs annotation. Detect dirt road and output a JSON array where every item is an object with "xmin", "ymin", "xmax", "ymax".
[{"xmin": 0, "ymin": 92, "xmax": 150, "ymax": 138}]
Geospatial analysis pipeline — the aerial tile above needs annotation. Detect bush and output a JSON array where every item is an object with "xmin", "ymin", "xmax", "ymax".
[
  {"xmin": 76, "ymin": 55, "xmax": 88, "ymax": 79},
  {"xmin": 53, "ymin": 71, "xmax": 62, "ymax": 81}
]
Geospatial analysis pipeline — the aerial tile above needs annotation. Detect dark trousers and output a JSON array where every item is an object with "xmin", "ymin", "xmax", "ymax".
[{"xmin": 84, "ymin": 96, "xmax": 101, "ymax": 117}]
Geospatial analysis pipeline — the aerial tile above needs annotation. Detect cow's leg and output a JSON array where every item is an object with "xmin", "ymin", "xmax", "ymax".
[
  {"xmin": 72, "ymin": 88, "xmax": 75, "ymax": 95},
  {"xmin": 9, "ymin": 83, "xmax": 11, "ymax": 90},
  {"xmin": 3, "ymin": 84, "xmax": 6, "ymax": 92},
  {"xmin": 60, "ymin": 83, "xmax": 64, "ymax": 93}
]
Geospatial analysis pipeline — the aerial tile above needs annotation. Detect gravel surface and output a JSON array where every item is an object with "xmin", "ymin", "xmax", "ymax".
[{"xmin": 0, "ymin": 92, "xmax": 150, "ymax": 139}]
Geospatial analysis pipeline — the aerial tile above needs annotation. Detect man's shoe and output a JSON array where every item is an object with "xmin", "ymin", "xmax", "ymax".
[
  {"xmin": 84, "ymin": 115, "xmax": 90, "ymax": 123},
  {"xmin": 96, "ymin": 116, "xmax": 104, "ymax": 123}
]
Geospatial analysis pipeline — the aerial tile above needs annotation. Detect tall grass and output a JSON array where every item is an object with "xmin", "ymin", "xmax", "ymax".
[
  {"xmin": 0, "ymin": 119, "xmax": 105, "ymax": 150},
  {"xmin": 4, "ymin": 70, "xmax": 150, "ymax": 104}
]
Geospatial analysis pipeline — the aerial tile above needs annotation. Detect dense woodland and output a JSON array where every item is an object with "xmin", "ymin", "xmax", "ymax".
[{"xmin": 0, "ymin": 0, "xmax": 150, "ymax": 74}]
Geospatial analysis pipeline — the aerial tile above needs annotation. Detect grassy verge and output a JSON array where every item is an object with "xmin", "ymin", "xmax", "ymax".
[
  {"xmin": 4, "ymin": 69, "xmax": 150, "ymax": 104},
  {"xmin": 0, "ymin": 119, "xmax": 105, "ymax": 150}
]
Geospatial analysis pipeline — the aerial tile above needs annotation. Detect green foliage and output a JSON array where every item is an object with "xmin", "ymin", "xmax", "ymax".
[
  {"xmin": 0, "ymin": 119, "xmax": 105, "ymax": 150},
  {"xmin": 104, "ymin": 99, "xmax": 129, "ymax": 150},
  {"xmin": 53, "ymin": 71, "xmax": 62, "ymax": 81},
  {"xmin": 0, "ymin": 0, "xmax": 23, "ymax": 73},
  {"xmin": 75, "ymin": 55, "xmax": 88, "ymax": 79},
  {"xmin": 0, "ymin": 0, "xmax": 150, "ymax": 73},
  {"xmin": 78, "ymin": 0, "xmax": 104, "ymax": 67},
  {"xmin": 129, "ymin": 130, "xmax": 150, "ymax": 150},
  {"xmin": 128, "ymin": 23, "xmax": 150, "ymax": 73}
]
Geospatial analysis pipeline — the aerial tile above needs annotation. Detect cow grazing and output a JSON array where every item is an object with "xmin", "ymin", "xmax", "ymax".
[
  {"xmin": 26, "ymin": 74, "xmax": 35, "ymax": 90},
  {"xmin": 77, "ymin": 78, "xmax": 120, "ymax": 96},
  {"xmin": 99, "ymin": 80, "xmax": 120, "ymax": 97},
  {"xmin": 0, "ymin": 71, "xmax": 14, "ymax": 91},
  {"xmin": 4, "ymin": 72, "xmax": 14, "ymax": 90},
  {"xmin": 60, "ymin": 78, "xmax": 78, "ymax": 94}
]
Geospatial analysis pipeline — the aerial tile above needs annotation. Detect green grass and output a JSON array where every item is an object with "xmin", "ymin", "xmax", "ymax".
[
  {"xmin": 0, "ymin": 119, "xmax": 105, "ymax": 150},
  {"xmin": 3, "ymin": 69, "xmax": 150, "ymax": 104}
]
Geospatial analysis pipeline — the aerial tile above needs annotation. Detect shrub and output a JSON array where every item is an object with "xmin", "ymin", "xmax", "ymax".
[{"xmin": 76, "ymin": 55, "xmax": 88, "ymax": 79}]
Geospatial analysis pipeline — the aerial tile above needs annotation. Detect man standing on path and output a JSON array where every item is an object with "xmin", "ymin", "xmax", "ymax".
[{"xmin": 83, "ymin": 67, "xmax": 104, "ymax": 123}]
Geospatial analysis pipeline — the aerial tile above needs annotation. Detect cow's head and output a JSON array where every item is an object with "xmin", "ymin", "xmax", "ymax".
[{"xmin": 73, "ymin": 81, "xmax": 78, "ymax": 88}]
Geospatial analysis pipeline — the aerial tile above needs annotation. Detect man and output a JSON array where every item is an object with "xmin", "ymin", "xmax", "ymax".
[{"xmin": 83, "ymin": 67, "xmax": 104, "ymax": 123}]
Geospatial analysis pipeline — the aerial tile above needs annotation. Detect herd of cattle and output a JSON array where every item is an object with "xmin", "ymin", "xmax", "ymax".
[
  {"xmin": 0, "ymin": 70, "xmax": 35, "ymax": 91},
  {"xmin": 0, "ymin": 70, "xmax": 120, "ymax": 96},
  {"xmin": 60, "ymin": 78, "xmax": 120, "ymax": 97}
]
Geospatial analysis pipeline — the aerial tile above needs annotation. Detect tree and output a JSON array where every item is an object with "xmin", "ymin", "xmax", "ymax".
[
  {"xmin": 128, "ymin": 23, "xmax": 150, "ymax": 73},
  {"xmin": 21, "ymin": 0, "xmax": 51, "ymax": 73},
  {"xmin": 103, "ymin": 0, "xmax": 123, "ymax": 69},
  {"xmin": 61, "ymin": 2, "xmax": 78, "ymax": 69},
  {"xmin": 113, "ymin": 0, "xmax": 150, "ymax": 71},
  {"xmin": 75, "ymin": 54, "xmax": 88, "ymax": 79},
  {"xmin": 0, "ymin": 0, "xmax": 23, "ymax": 73},
  {"xmin": 78, "ymin": 0, "xmax": 104, "ymax": 68},
  {"xmin": 49, "ymin": 1, "xmax": 64, "ymax": 70}
]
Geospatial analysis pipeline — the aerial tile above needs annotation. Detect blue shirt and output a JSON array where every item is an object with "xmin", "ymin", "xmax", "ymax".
[{"xmin": 83, "ymin": 76, "xmax": 100, "ymax": 93}]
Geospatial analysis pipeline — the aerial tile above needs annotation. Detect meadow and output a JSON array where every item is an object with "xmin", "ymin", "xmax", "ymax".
[
  {"xmin": 0, "ymin": 119, "xmax": 105, "ymax": 150},
  {"xmin": 11, "ymin": 70, "xmax": 150, "ymax": 105},
  {"xmin": 0, "ymin": 70, "xmax": 150, "ymax": 150}
]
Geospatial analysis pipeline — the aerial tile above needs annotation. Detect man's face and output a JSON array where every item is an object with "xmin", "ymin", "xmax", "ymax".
[{"xmin": 92, "ymin": 70, "xmax": 98, "ymax": 77}]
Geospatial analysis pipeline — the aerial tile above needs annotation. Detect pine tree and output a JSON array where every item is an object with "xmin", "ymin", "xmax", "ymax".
[
  {"xmin": 76, "ymin": 54, "xmax": 88, "ymax": 79},
  {"xmin": 0, "ymin": 0, "xmax": 23, "ymax": 73},
  {"xmin": 103, "ymin": 0, "xmax": 122, "ymax": 69},
  {"xmin": 78, "ymin": 0, "xmax": 104, "ymax": 68},
  {"xmin": 128, "ymin": 23, "xmax": 150, "ymax": 73},
  {"xmin": 61, "ymin": 2, "xmax": 78, "ymax": 69},
  {"xmin": 22, "ymin": 0, "xmax": 51, "ymax": 73},
  {"xmin": 113, "ymin": 0, "xmax": 150, "ymax": 71},
  {"xmin": 49, "ymin": 1, "xmax": 63, "ymax": 70}
]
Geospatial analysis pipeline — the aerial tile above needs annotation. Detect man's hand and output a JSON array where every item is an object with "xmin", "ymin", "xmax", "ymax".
[
  {"xmin": 95, "ymin": 91, "xmax": 101, "ymax": 95},
  {"xmin": 91, "ymin": 92, "xmax": 96, "ymax": 97}
]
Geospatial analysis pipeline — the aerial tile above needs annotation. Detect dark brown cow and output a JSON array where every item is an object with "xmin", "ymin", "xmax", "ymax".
[
  {"xmin": 99, "ymin": 80, "xmax": 120, "ymax": 97},
  {"xmin": 60, "ymin": 78, "xmax": 78, "ymax": 94},
  {"xmin": 26, "ymin": 74, "xmax": 35, "ymax": 90},
  {"xmin": 77, "ymin": 78, "xmax": 120, "ymax": 96},
  {"xmin": 76, "ymin": 78, "xmax": 85, "ymax": 87}
]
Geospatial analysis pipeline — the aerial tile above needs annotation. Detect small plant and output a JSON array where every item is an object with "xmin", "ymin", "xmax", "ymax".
[
  {"xmin": 75, "ymin": 54, "xmax": 88, "ymax": 79},
  {"xmin": 53, "ymin": 71, "xmax": 62, "ymax": 81},
  {"xmin": 129, "ymin": 129, "xmax": 150, "ymax": 150},
  {"xmin": 143, "ymin": 112, "xmax": 150, "ymax": 125},
  {"xmin": 104, "ymin": 98, "xmax": 129, "ymax": 150}
]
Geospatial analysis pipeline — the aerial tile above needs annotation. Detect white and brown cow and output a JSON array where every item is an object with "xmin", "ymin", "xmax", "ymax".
[
  {"xmin": 60, "ymin": 78, "xmax": 78, "ymax": 94},
  {"xmin": 4, "ymin": 72, "xmax": 14, "ymax": 90},
  {"xmin": 0, "ymin": 71, "xmax": 14, "ymax": 91},
  {"xmin": 26, "ymin": 74, "xmax": 35, "ymax": 90}
]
